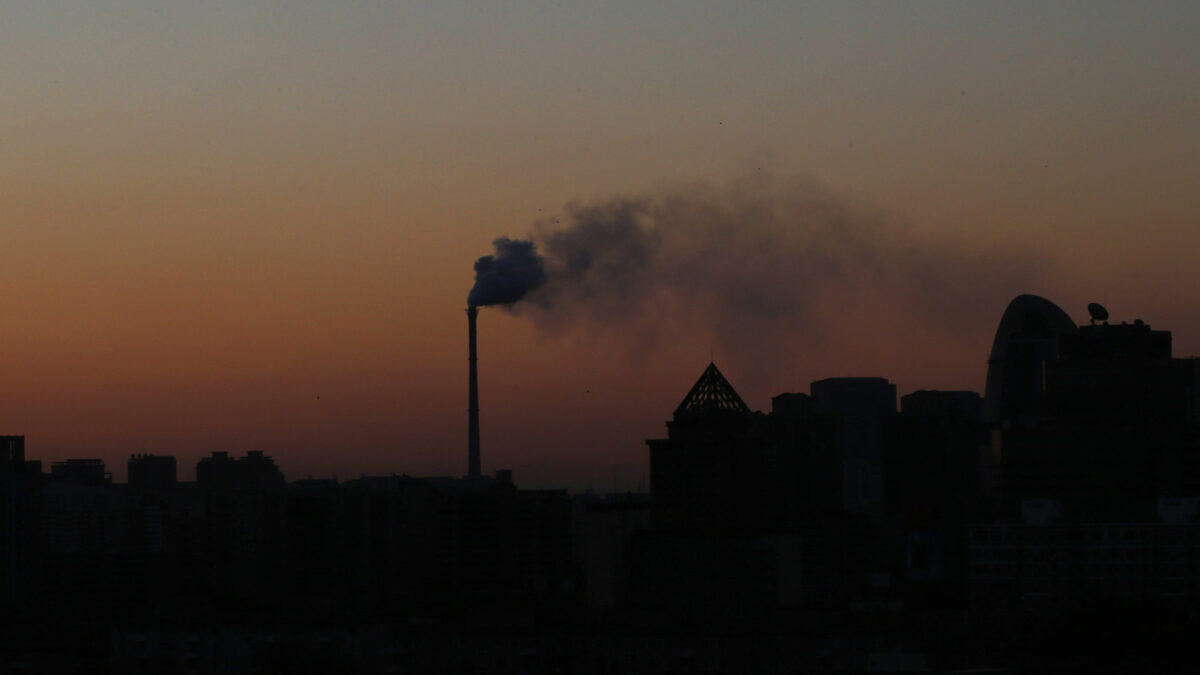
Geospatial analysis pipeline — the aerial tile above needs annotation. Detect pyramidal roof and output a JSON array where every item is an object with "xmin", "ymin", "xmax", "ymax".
[{"xmin": 674, "ymin": 362, "xmax": 751, "ymax": 417}]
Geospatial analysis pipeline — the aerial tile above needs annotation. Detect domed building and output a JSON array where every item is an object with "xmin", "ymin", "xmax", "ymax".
[
  {"xmin": 985, "ymin": 295, "xmax": 1200, "ymax": 521},
  {"xmin": 982, "ymin": 294, "xmax": 1077, "ymax": 427}
]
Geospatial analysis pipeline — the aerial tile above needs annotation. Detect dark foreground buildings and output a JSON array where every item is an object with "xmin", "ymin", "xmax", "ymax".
[
  {"xmin": 4, "ymin": 294, "xmax": 1200, "ymax": 672},
  {"xmin": 632, "ymin": 295, "xmax": 1200, "ymax": 668}
]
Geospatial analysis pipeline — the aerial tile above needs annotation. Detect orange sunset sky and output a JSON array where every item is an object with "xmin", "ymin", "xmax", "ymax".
[{"xmin": 3, "ymin": 2, "xmax": 1198, "ymax": 489}]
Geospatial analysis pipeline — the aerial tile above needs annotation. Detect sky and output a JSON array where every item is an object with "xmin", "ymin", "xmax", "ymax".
[{"xmin": 2, "ymin": 1, "xmax": 1198, "ymax": 489}]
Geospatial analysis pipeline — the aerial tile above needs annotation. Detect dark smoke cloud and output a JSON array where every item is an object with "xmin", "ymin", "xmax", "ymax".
[
  {"xmin": 467, "ymin": 236, "xmax": 546, "ymax": 306},
  {"xmin": 469, "ymin": 174, "xmax": 1043, "ymax": 373}
]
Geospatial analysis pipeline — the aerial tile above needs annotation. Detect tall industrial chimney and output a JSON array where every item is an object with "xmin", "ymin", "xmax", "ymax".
[{"xmin": 467, "ymin": 306, "xmax": 481, "ymax": 478}]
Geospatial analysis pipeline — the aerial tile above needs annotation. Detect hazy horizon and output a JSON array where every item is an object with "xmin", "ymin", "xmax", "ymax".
[{"xmin": 4, "ymin": 2, "xmax": 1199, "ymax": 490}]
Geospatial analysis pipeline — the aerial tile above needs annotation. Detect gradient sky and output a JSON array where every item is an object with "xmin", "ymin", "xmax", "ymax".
[{"xmin": 3, "ymin": 2, "xmax": 1199, "ymax": 489}]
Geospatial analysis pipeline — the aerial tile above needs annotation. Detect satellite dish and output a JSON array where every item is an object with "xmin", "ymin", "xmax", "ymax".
[{"xmin": 1087, "ymin": 302, "xmax": 1109, "ymax": 323}]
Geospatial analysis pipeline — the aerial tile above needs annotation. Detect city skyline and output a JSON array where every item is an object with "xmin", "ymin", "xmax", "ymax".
[
  {"xmin": 3, "ymin": 2, "xmax": 1199, "ymax": 488},
  {"xmin": 5, "ymin": 287, "xmax": 1200, "ymax": 671},
  {"xmin": 5, "ymin": 291, "xmax": 1190, "ymax": 491}
]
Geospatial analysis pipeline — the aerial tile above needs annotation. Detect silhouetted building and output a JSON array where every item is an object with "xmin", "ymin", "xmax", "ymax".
[
  {"xmin": 128, "ymin": 453, "xmax": 177, "ymax": 497},
  {"xmin": 767, "ymin": 392, "xmax": 841, "ymax": 516},
  {"xmin": 887, "ymin": 391, "xmax": 987, "ymax": 607},
  {"xmin": 647, "ymin": 363, "xmax": 756, "ymax": 531},
  {"xmin": 422, "ymin": 479, "xmax": 575, "ymax": 604},
  {"xmin": 0, "ymin": 436, "xmax": 29, "ymax": 469},
  {"xmin": 246, "ymin": 471, "xmax": 581, "ymax": 613},
  {"xmin": 280, "ymin": 478, "xmax": 346, "ymax": 606},
  {"xmin": 195, "ymin": 475, "xmax": 286, "ymax": 602},
  {"xmin": 1045, "ymin": 319, "xmax": 1189, "ymax": 425},
  {"xmin": 970, "ymin": 515, "xmax": 1200, "ymax": 611},
  {"xmin": 972, "ymin": 299, "xmax": 1200, "ymax": 625},
  {"xmin": 576, "ymin": 493, "xmax": 651, "ymax": 610},
  {"xmin": 642, "ymin": 364, "xmax": 855, "ymax": 613},
  {"xmin": 629, "ymin": 530, "xmax": 806, "ymax": 614},
  {"xmin": 1, "ymin": 436, "xmax": 41, "ymax": 607},
  {"xmin": 50, "ymin": 458, "xmax": 110, "ymax": 484},
  {"xmin": 196, "ymin": 450, "xmax": 285, "ymax": 492},
  {"xmin": 995, "ymin": 314, "xmax": 1200, "ymax": 521},
  {"xmin": 123, "ymin": 454, "xmax": 180, "ymax": 562},
  {"xmin": 1190, "ymin": 358, "xmax": 1200, "ymax": 426},
  {"xmin": 647, "ymin": 362, "xmax": 831, "ymax": 531},
  {"xmin": 888, "ymin": 390, "xmax": 985, "ymax": 518},
  {"xmin": 42, "ymin": 459, "xmax": 117, "ymax": 555},
  {"xmin": 982, "ymin": 293, "xmax": 1077, "ymax": 427},
  {"xmin": 811, "ymin": 377, "xmax": 897, "ymax": 513},
  {"xmin": 37, "ymin": 458, "xmax": 130, "ymax": 613}
]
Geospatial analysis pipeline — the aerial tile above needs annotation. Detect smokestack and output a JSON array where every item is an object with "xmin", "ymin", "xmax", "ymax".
[{"xmin": 467, "ymin": 306, "xmax": 481, "ymax": 478}]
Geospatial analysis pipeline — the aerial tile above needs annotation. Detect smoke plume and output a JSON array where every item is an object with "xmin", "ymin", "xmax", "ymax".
[
  {"xmin": 468, "ymin": 174, "xmax": 1042, "ymax": 376},
  {"xmin": 467, "ymin": 237, "xmax": 546, "ymax": 307}
]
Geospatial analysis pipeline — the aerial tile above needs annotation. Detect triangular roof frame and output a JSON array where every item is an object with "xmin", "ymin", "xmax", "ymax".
[{"xmin": 674, "ymin": 362, "xmax": 751, "ymax": 417}]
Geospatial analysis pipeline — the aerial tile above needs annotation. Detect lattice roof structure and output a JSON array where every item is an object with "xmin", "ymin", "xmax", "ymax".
[{"xmin": 673, "ymin": 362, "xmax": 751, "ymax": 417}]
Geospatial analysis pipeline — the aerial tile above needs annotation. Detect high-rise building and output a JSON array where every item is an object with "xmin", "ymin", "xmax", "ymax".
[
  {"xmin": 1045, "ymin": 319, "xmax": 1187, "ymax": 424},
  {"xmin": 647, "ymin": 362, "xmax": 754, "ymax": 531},
  {"xmin": 992, "ymin": 304, "xmax": 1200, "ymax": 521},
  {"xmin": 982, "ymin": 294, "xmax": 1077, "ymax": 427},
  {"xmin": 888, "ymin": 390, "xmax": 984, "ymax": 519},
  {"xmin": 811, "ymin": 377, "xmax": 897, "ymax": 513},
  {"xmin": 641, "ymin": 364, "xmax": 841, "ymax": 611},
  {"xmin": 887, "ymin": 391, "xmax": 987, "ymax": 606}
]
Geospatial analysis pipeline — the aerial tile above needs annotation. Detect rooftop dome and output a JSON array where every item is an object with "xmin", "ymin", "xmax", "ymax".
[
  {"xmin": 983, "ymin": 294, "xmax": 1078, "ymax": 425},
  {"xmin": 987, "ymin": 294, "xmax": 1077, "ymax": 363}
]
